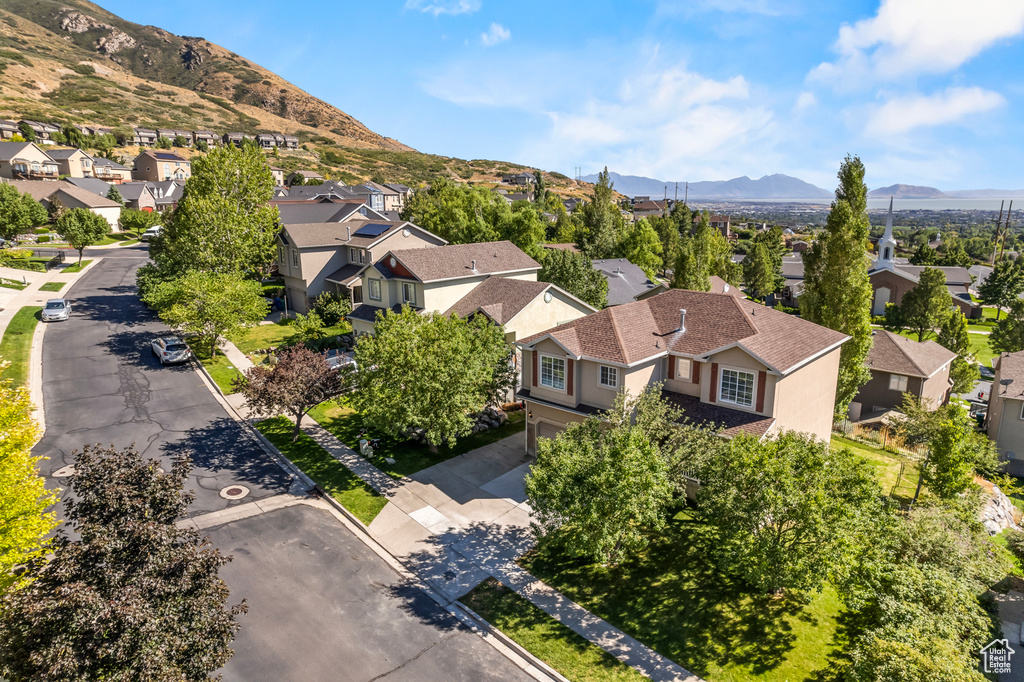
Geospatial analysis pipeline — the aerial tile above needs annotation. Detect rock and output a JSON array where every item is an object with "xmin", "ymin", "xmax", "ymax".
[
  {"xmin": 981, "ymin": 484, "xmax": 1020, "ymax": 535},
  {"xmin": 494, "ymin": 409, "xmax": 508, "ymax": 425},
  {"xmin": 96, "ymin": 30, "xmax": 137, "ymax": 54},
  {"xmin": 59, "ymin": 11, "xmax": 111, "ymax": 34}
]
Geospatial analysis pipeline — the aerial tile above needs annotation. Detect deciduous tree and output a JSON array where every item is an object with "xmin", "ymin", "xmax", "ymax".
[
  {"xmin": 800, "ymin": 155, "xmax": 875, "ymax": 416},
  {"xmin": 936, "ymin": 310, "xmax": 980, "ymax": 394},
  {"xmin": 61, "ymin": 124, "xmax": 86, "ymax": 149},
  {"xmin": 119, "ymin": 207, "xmax": 160, "ymax": 238},
  {"xmin": 670, "ymin": 211, "xmax": 736, "ymax": 291},
  {"xmin": 400, "ymin": 177, "xmax": 500, "ymax": 245},
  {"xmin": 0, "ymin": 183, "xmax": 48, "ymax": 242},
  {"xmin": 615, "ymin": 218, "xmax": 663, "ymax": 279},
  {"xmin": 909, "ymin": 241, "xmax": 937, "ymax": 265},
  {"xmin": 899, "ymin": 267, "xmax": 952, "ymax": 341},
  {"xmin": 978, "ymin": 259, "xmax": 1024, "ymax": 320},
  {"xmin": 922, "ymin": 404, "xmax": 980, "ymax": 499},
  {"xmin": 538, "ymin": 248, "xmax": 608, "ymax": 309},
  {"xmin": 352, "ymin": 307, "xmax": 513, "ymax": 447},
  {"xmin": 236, "ymin": 344, "xmax": 345, "ymax": 442},
  {"xmin": 143, "ymin": 271, "xmax": 268, "ymax": 358},
  {"xmin": 0, "ymin": 360, "xmax": 56, "ymax": 592},
  {"xmin": 54, "ymin": 208, "xmax": 109, "ymax": 265},
  {"xmin": 694, "ymin": 431, "xmax": 879, "ymax": 594},
  {"xmin": 525, "ymin": 388, "xmax": 673, "ymax": 563},
  {"xmin": 0, "ymin": 445, "xmax": 245, "ymax": 681},
  {"xmin": 742, "ymin": 241, "xmax": 775, "ymax": 300},
  {"xmin": 991, "ymin": 299, "xmax": 1024, "ymax": 354}
]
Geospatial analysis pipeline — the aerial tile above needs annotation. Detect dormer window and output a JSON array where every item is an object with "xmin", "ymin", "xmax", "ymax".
[
  {"xmin": 540, "ymin": 355, "xmax": 566, "ymax": 391},
  {"xmin": 720, "ymin": 368, "xmax": 755, "ymax": 407}
]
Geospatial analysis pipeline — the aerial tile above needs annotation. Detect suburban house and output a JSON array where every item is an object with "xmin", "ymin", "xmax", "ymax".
[
  {"xmin": 256, "ymin": 133, "xmax": 279, "ymax": 149},
  {"xmin": 385, "ymin": 183, "xmax": 412, "ymax": 208},
  {"xmin": 516, "ymin": 288, "xmax": 849, "ymax": 454},
  {"xmin": 132, "ymin": 128, "xmax": 158, "ymax": 147},
  {"xmin": 192, "ymin": 130, "xmax": 218, "ymax": 147},
  {"xmin": 592, "ymin": 258, "xmax": 667, "ymax": 306},
  {"xmin": 709, "ymin": 215, "xmax": 731, "ymax": 239},
  {"xmin": 362, "ymin": 181, "xmax": 403, "ymax": 212},
  {"xmin": 158, "ymin": 129, "xmax": 191, "ymax": 145},
  {"xmin": 114, "ymin": 182, "xmax": 158, "ymax": 211},
  {"xmin": 708, "ymin": 275, "xmax": 743, "ymax": 297},
  {"xmin": 274, "ymin": 200, "xmax": 387, "ymax": 225},
  {"xmin": 65, "ymin": 177, "xmax": 114, "ymax": 197},
  {"xmin": 0, "ymin": 180, "xmax": 120, "ymax": 230},
  {"xmin": 20, "ymin": 120, "xmax": 59, "ymax": 143},
  {"xmin": 987, "ymin": 352, "xmax": 1024, "ymax": 476},
  {"xmin": 849, "ymin": 330, "xmax": 956, "ymax": 420},
  {"xmin": 45, "ymin": 148, "xmax": 95, "ymax": 178},
  {"xmin": 0, "ymin": 142, "xmax": 59, "ymax": 181},
  {"xmin": 269, "ymin": 166, "xmax": 286, "ymax": 186},
  {"xmin": 276, "ymin": 220, "xmax": 447, "ymax": 313},
  {"xmin": 223, "ymin": 132, "xmax": 246, "ymax": 147},
  {"xmin": 132, "ymin": 150, "xmax": 191, "ymax": 182},
  {"xmin": 286, "ymin": 170, "xmax": 324, "ymax": 186},
  {"xmin": 118, "ymin": 179, "xmax": 184, "ymax": 211},
  {"xmin": 503, "ymin": 172, "xmax": 536, "ymax": 185},
  {"xmin": 348, "ymin": 240, "xmax": 594, "ymax": 345},
  {"xmin": 0, "ymin": 120, "xmax": 20, "ymax": 140},
  {"xmin": 91, "ymin": 156, "xmax": 133, "ymax": 183},
  {"xmin": 562, "ymin": 197, "xmax": 581, "ymax": 213},
  {"xmin": 282, "ymin": 135, "xmax": 299, "ymax": 149},
  {"xmin": 869, "ymin": 200, "xmax": 981, "ymax": 318},
  {"xmin": 633, "ymin": 200, "xmax": 667, "ymax": 219}
]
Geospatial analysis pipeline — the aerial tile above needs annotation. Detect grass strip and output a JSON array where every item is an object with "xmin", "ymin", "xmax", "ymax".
[
  {"xmin": 0, "ymin": 277, "xmax": 27, "ymax": 290},
  {"xmin": 0, "ymin": 306, "xmax": 41, "ymax": 387},
  {"xmin": 256, "ymin": 416, "xmax": 386, "ymax": 525},
  {"xmin": 39, "ymin": 281, "xmax": 66, "ymax": 292},
  {"xmin": 62, "ymin": 260, "xmax": 93, "ymax": 274},
  {"xmin": 462, "ymin": 579, "xmax": 647, "ymax": 682}
]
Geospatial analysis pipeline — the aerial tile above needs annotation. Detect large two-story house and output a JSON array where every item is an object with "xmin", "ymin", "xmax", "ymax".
[
  {"xmin": 516, "ymin": 288, "xmax": 848, "ymax": 454},
  {"xmin": 987, "ymin": 351, "xmax": 1024, "ymax": 477},
  {"xmin": 348, "ymin": 241, "xmax": 595, "ymax": 343},
  {"xmin": 0, "ymin": 142, "xmax": 59, "ymax": 181},
  {"xmin": 276, "ymin": 219, "xmax": 447, "ymax": 313}
]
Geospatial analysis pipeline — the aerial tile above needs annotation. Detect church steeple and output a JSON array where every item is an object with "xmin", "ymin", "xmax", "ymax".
[{"xmin": 877, "ymin": 196, "xmax": 897, "ymax": 270}]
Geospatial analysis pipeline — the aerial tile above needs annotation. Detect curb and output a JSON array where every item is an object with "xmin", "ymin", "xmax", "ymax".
[{"xmin": 456, "ymin": 602, "xmax": 571, "ymax": 682}]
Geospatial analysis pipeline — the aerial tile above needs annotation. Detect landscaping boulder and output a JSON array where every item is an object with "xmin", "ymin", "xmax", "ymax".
[
  {"xmin": 494, "ymin": 408, "xmax": 508, "ymax": 425},
  {"xmin": 981, "ymin": 484, "xmax": 1020, "ymax": 535}
]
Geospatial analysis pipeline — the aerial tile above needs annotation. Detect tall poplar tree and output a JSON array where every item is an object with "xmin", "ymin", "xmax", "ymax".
[{"xmin": 800, "ymin": 155, "xmax": 874, "ymax": 416}]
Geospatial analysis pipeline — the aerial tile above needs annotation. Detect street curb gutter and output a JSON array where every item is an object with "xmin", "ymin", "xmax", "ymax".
[{"xmin": 190, "ymin": 356, "xmax": 564, "ymax": 682}]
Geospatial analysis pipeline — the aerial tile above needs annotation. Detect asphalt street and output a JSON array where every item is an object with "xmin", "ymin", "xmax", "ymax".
[{"xmin": 33, "ymin": 253, "xmax": 535, "ymax": 682}]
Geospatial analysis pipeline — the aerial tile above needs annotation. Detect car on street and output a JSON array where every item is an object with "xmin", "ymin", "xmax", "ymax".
[
  {"xmin": 41, "ymin": 298, "xmax": 71, "ymax": 322},
  {"xmin": 140, "ymin": 226, "xmax": 162, "ymax": 242},
  {"xmin": 151, "ymin": 336, "xmax": 191, "ymax": 365}
]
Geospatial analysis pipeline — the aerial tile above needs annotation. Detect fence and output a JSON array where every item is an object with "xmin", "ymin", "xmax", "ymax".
[{"xmin": 833, "ymin": 418, "xmax": 928, "ymax": 459}]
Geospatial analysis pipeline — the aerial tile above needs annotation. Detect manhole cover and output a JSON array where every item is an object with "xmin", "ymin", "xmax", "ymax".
[
  {"xmin": 219, "ymin": 485, "xmax": 250, "ymax": 500},
  {"xmin": 53, "ymin": 465, "xmax": 75, "ymax": 478}
]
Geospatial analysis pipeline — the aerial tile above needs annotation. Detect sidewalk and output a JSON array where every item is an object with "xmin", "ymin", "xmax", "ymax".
[
  {"xmin": 212, "ymin": 335, "xmax": 700, "ymax": 681},
  {"xmin": 0, "ymin": 258, "xmax": 101, "ymax": 339}
]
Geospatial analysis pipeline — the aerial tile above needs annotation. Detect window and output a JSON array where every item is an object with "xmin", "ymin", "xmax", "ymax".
[
  {"xmin": 599, "ymin": 365, "xmax": 618, "ymax": 388},
  {"xmin": 889, "ymin": 374, "xmax": 908, "ymax": 392},
  {"xmin": 402, "ymin": 282, "xmax": 416, "ymax": 305},
  {"xmin": 368, "ymin": 279, "xmax": 381, "ymax": 301},
  {"xmin": 163, "ymin": 163, "xmax": 170, "ymax": 177},
  {"xmin": 676, "ymin": 358, "xmax": 692, "ymax": 380},
  {"xmin": 540, "ymin": 356, "xmax": 566, "ymax": 391},
  {"xmin": 277, "ymin": 246, "xmax": 285, "ymax": 264},
  {"xmin": 720, "ymin": 368, "xmax": 755, "ymax": 407},
  {"xmin": 291, "ymin": 249, "xmax": 299, "ymax": 268},
  {"xmin": 350, "ymin": 247, "xmax": 365, "ymax": 264}
]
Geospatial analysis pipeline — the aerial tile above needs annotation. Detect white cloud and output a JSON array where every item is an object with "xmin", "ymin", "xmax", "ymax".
[
  {"xmin": 864, "ymin": 86, "xmax": 1005, "ymax": 135},
  {"xmin": 404, "ymin": 0, "xmax": 480, "ymax": 16},
  {"xmin": 480, "ymin": 23, "xmax": 510, "ymax": 47},
  {"xmin": 794, "ymin": 91, "xmax": 816, "ymax": 111},
  {"xmin": 657, "ymin": 0, "xmax": 796, "ymax": 17},
  {"xmin": 810, "ymin": 0, "xmax": 1024, "ymax": 86}
]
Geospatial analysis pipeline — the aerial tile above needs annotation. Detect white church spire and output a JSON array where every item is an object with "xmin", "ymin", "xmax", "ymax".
[{"xmin": 877, "ymin": 196, "xmax": 897, "ymax": 270}]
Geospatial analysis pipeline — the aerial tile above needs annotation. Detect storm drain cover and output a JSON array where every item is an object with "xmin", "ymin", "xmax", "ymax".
[
  {"xmin": 53, "ymin": 465, "xmax": 75, "ymax": 478},
  {"xmin": 219, "ymin": 485, "xmax": 250, "ymax": 500}
]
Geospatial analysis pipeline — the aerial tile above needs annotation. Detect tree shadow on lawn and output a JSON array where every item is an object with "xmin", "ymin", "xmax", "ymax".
[{"xmin": 522, "ymin": 517, "xmax": 818, "ymax": 679}]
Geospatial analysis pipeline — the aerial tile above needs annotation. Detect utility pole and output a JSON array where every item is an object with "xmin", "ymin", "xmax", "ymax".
[
  {"xmin": 674, "ymin": 182, "xmax": 678, "ymax": 204},
  {"xmin": 1000, "ymin": 200, "xmax": 1014, "ymax": 263},
  {"xmin": 684, "ymin": 182, "xmax": 688, "ymax": 205},
  {"xmin": 991, "ymin": 200, "xmax": 1005, "ymax": 264},
  {"xmin": 663, "ymin": 185, "xmax": 668, "ymax": 217}
]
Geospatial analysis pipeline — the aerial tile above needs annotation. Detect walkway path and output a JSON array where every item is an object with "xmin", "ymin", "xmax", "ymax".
[{"xmin": 215, "ymin": 335, "xmax": 700, "ymax": 680}]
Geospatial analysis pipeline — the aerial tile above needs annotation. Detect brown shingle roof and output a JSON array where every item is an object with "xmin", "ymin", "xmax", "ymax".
[
  {"xmin": 708, "ymin": 276, "xmax": 742, "ymax": 297},
  {"xmin": 283, "ymin": 221, "xmax": 410, "ymax": 249},
  {"xmin": 446, "ymin": 277, "xmax": 551, "ymax": 324},
  {"xmin": 661, "ymin": 391, "xmax": 775, "ymax": 438},
  {"xmin": 0, "ymin": 179, "xmax": 65, "ymax": 201},
  {"xmin": 383, "ymin": 241, "xmax": 539, "ymax": 283},
  {"xmin": 866, "ymin": 330, "xmax": 956, "ymax": 378},
  {"xmin": 519, "ymin": 288, "xmax": 848, "ymax": 373},
  {"xmin": 53, "ymin": 184, "xmax": 120, "ymax": 209},
  {"xmin": 997, "ymin": 352, "xmax": 1024, "ymax": 397}
]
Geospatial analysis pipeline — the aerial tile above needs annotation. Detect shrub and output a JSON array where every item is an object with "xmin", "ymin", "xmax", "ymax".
[
  {"xmin": 71, "ymin": 63, "xmax": 95, "ymax": 75},
  {"xmin": 292, "ymin": 311, "xmax": 325, "ymax": 343},
  {"xmin": 36, "ymin": 235, "xmax": 50, "ymax": 243},
  {"xmin": 312, "ymin": 292, "xmax": 351, "ymax": 326},
  {"xmin": 1005, "ymin": 529, "xmax": 1024, "ymax": 563}
]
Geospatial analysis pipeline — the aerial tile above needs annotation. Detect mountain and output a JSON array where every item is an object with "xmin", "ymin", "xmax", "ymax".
[
  {"xmin": 0, "ymin": 0, "xmax": 406, "ymax": 150},
  {"xmin": 868, "ymin": 184, "xmax": 947, "ymax": 199},
  {"xmin": 945, "ymin": 189, "xmax": 1024, "ymax": 199},
  {"xmin": 580, "ymin": 172, "xmax": 833, "ymax": 200}
]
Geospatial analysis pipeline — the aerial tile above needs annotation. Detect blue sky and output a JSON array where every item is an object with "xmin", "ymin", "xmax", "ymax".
[{"xmin": 97, "ymin": 0, "xmax": 1024, "ymax": 190}]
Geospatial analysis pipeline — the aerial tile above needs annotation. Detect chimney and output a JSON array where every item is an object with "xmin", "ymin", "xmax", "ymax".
[
  {"xmin": 679, "ymin": 309, "xmax": 686, "ymax": 332},
  {"xmin": 471, "ymin": 259, "xmax": 477, "ymax": 271},
  {"xmin": 346, "ymin": 226, "xmax": 351, "ymax": 241}
]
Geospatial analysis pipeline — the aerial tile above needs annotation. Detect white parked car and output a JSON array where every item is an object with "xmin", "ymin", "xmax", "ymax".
[
  {"xmin": 151, "ymin": 336, "xmax": 191, "ymax": 365},
  {"xmin": 140, "ymin": 226, "xmax": 162, "ymax": 242},
  {"xmin": 41, "ymin": 298, "xmax": 71, "ymax": 322}
]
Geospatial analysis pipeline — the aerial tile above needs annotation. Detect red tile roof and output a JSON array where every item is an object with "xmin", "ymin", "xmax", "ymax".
[{"xmin": 519, "ymin": 288, "xmax": 848, "ymax": 374}]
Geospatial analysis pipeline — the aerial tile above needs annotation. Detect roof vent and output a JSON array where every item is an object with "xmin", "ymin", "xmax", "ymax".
[
  {"xmin": 346, "ymin": 226, "xmax": 351, "ymax": 241},
  {"xmin": 471, "ymin": 259, "xmax": 477, "ymax": 271},
  {"xmin": 679, "ymin": 309, "xmax": 686, "ymax": 333}
]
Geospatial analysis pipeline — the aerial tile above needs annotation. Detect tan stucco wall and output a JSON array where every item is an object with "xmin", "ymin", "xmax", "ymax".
[
  {"xmin": 422, "ymin": 276, "xmax": 489, "ymax": 313},
  {"xmin": 507, "ymin": 271, "xmax": 539, "ymax": 282},
  {"xmin": 524, "ymin": 401, "xmax": 589, "ymax": 455},
  {"xmin": 523, "ymin": 342, "xmax": 577, "ymax": 408},
  {"xmin": 53, "ymin": 151, "xmax": 90, "ymax": 178},
  {"xmin": 771, "ymin": 346, "xmax": 841, "ymax": 442},
  {"xmin": 505, "ymin": 289, "xmax": 592, "ymax": 342},
  {"xmin": 920, "ymin": 364, "xmax": 952, "ymax": 406},
  {"xmin": 664, "ymin": 357, "xmax": 703, "ymax": 398},
  {"xmin": 703, "ymin": 346, "xmax": 773, "ymax": 412},
  {"xmin": 0, "ymin": 144, "xmax": 54, "ymax": 179}
]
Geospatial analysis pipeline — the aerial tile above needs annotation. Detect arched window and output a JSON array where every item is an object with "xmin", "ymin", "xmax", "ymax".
[
  {"xmin": 163, "ymin": 163, "xmax": 170, "ymax": 178},
  {"xmin": 883, "ymin": 247, "xmax": 891, "ymax": 259}
]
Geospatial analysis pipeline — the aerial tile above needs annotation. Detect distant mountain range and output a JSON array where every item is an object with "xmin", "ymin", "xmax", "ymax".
[
  {"xmin": 581, "ymin": 172, "xmax": 833, "ymax": 200},
  {"xmin": 584, "ymin": 172, "xmax": 1024, "ymax": 201}
]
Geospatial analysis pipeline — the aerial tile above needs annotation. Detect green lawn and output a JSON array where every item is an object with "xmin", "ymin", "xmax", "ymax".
[
  {"xmin": 309, "ymin": 398, "xmax": 526, "ymax": 478},
  {"xmin": 0, "ymin": 277, "xmax": 27, "ymax": 290},
  {"xmin": 191, "ymin": 345, "xmax": 243, "ymax": 395},
  {"xmin": 256, "ymin": 416, "xmax": 386, "ymax": 525},
  {"xmin": 61, "ymin": 260, "xmax": 92, "ymax": 273},
  {"xmin": 462, "ymin": 579, "xmax": 648, "ymax": 682},
  {"xmin": 119, "ymin": 239, "xmax": 140, "ymax": 246},
  {"xmin": 832, "ymin": 435, "xmax": 920, "ymax": 504},
  {"xmin": 38, "ymin": 281, "xmax": 65, "ymax": 292},
  {"xmin": 875, "ymin": 325, "xmax": 996, "ymax": 368},
  {"xmin": 0, "ymin": 306, "xmax": 41, "ymax": 387},
  {"xmin": 520, "ymin": 517, "xmax": 847, "ymax": 682},
  {"xmin": 228, "ymin": 319, "xmax": 351, "ymax": 354}
]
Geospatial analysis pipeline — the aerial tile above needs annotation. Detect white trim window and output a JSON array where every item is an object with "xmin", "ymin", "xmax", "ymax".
[
  {"xmin": 889, "ymin": 374, "xmax": 908, "ymax": 392},
  {"xmin": 676, "ymin": 358, "xmax": 692, "ymax": 381},
  {"xmin": 402, "ymin": 282, "xmax": 416, "ymax": 305},
  {"xmin": 278, "ymin": 246, "xmax": 285, "ymax": 265},
  {"xmin": 1019, "ymin": 402, "xmax": 1024, "ymax": 420},
  {"xmin": 291, "ymin": 249, "xmax": 299, "ymax": 268},
  {"xmin": 350, "ymin": 247, "xmax": 365, "ymax": 264},
  {"xmin": 540, "ymin": 355, "xmax": 566, "ymax": 391},
  {"xmin": 720, "ymin": 368, "xmax": 755, "ymax": 407},
  {"xmin": 368, "ymin": 279, "xmax": 381, "ymax": 301},
  {"xmin": 599, "ymin": 365, "xmax": 618, "ymax": 389}
]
